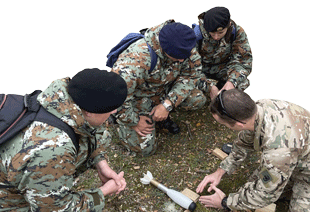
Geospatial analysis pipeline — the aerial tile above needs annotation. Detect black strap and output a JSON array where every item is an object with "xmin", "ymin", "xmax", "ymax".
[{"xmin": 35, "ymin": 107, "xmax": 79, "ymax": 152}]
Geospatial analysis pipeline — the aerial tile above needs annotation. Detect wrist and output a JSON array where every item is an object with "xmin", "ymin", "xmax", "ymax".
[
  {"xmin": 96, "ymin": 160, "xmax": 108, "ymax": 170},
  {"xmin": 216, "ymin": 168, "xmax": 226, "ymax": 178},
  {"xmin": 161, "ymin": 99, "xmax": 173, "ymax": 112},
  {"xmin": 228, "ymin": 79, "xmax": 237, "ymax": 88},
  {"xmin": 221, "ymin": 196, "xmax": 230, "ymax": 211}
]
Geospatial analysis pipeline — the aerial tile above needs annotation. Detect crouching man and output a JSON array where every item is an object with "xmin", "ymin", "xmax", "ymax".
[
  {"xmin": 0, "ymin": 69, "xmax": 127, "ymax": 211},
  {"xmin": 196, "ymin": 89, "xmax": 310, "ymax": 211}
]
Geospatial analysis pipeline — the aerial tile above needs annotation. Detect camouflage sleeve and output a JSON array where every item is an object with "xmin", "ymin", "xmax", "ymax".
[
  {"xmin": 196, "ymin": 71, "xmax": 217, "ymax": 93},
  {"xmin": 167, "ymin": 49, "xmax": 203, "ymax": 107},
  {"xmin": 19, "ymin": 123, "xmax": 106, "ymax": 211},
  {"xmin": 227, "ymin": 147, "xmax": 298, "ymax": 210},
  {"xmin": 226, "ymin": 26, "xmax": 253, "ymax": 87},
  {"xmin": 111, "ymin": 40, "xmax": 150, "ymax": 126},
  {"xmin": 88, "ymin": 128, "xmax": 111, "ymax": 166},
  {"xmin": 220, "ymin": 130, "xmax": 255, "ymax": 174}
]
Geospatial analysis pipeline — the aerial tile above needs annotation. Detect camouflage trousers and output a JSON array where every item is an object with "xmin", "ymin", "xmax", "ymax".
[
  {"xmin": 277, "ymin": 177, "xmax": 310, "ymax": 212},
  {"xmin": 246, "ymin": 170, "xmax": 310, "ymax": 212},
  {"xmin": 198, "ymin": 63, "xmax": 250, "ymax": 92},
  {"xmin": 117, "ymin": 89, "xmax": 206, "ymax": 156}
]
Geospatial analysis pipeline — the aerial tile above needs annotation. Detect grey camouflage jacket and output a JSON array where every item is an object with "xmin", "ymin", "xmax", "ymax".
[
  {"xmin": 0, "ymin": 78, "xmax": 110, "ymax": 211},
  {"xmin": 220, "ymin": 99, "xmax": 310, "ymax": 210},
  {"xmin": 111, "ymin": 19, "xmax": 202, "ymax": 126}
]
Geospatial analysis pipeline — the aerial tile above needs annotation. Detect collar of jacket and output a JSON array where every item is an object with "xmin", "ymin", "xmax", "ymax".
[
  {"xmin": 37, "ymin": 77, "xmax": 104, "ymax": 139},
  {"xmin": 253, "ymin": 104, "xmax": 265, "ymax": 151},
  {"xmin": 143, "ymin": 19, "xmax": 176, "ymax": 60}
]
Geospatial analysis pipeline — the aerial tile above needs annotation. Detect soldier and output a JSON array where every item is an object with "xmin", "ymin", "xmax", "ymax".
[
  {"xmin": 196, "ymin": 89, "xmax": 310, "ymax": 211},
  {"xmin": 0, "ymin": 69, "xmax": 128, "ymax": 211},
  {"xmin": 195, "ymin": 6, "xmax": 253, "ymax": 100},
  {"xmin": 111, "ymin": 20, "xmax": 206, "ymax": 156}
]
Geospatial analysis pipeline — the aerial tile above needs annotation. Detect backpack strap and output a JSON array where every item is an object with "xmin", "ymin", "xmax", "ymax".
[
  {"xmin": 106, "ymin": 32, "xmax": 158, "ymax": 74},
  {"xmin": 231, "ymin": 24, "xmax": 237, "ymax": 42},
  {"xmin": 140, "ymin": 28, "xmax": 158, "ymax": 73},
  {"xmin": 192, "ymin": 23, "xmax": 203, "ymax": 51},
  {"xmin": 106, "ymin": 33, "xmax": 144, "ymax": 68},
  {"xmin": 26, "ymin": 91, "xmax": 79, "ymax": 152},
  {"xmin": 192, "ymin": 23, "xmax": 237, "ymax": 47},
  {"xmin": 146, "ymin": 43, "xmax": 157, "ymax": 74},
  {"xmin": 34, "ymin": 107, "xmax": 79, "ymax": 152}
]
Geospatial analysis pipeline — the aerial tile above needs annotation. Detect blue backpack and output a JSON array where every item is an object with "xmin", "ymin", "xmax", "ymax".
[
  {"xmin": 0, "ymin": 90, "xmax": 79, "ymax": 151},
  {"xmin": 106, "ymin": 30, "xmax": 158, "ymax": 74}
]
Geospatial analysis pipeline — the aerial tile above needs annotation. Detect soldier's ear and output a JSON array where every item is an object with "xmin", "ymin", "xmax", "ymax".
[
  {"xmin": 81, "ymin": 110, "xmax": 92, "ymax": 118},
  {"xmin": 234, "ymin": 121, "xmax": 245, "ymax": 129}
]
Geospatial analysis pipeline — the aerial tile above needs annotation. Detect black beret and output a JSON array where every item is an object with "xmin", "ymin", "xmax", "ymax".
[
  {"xmin": 68, "ymin": 68, "xmax": 127, "ymax": 113},
  {"xmin": 203, "ymin": 7, "xmax": 230, "ymax": 32},
  {"xmin": 159, "ymin": 22, "xmax": 196, "ymax": 59}
]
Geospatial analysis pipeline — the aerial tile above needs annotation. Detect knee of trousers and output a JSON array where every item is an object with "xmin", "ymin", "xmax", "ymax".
[
  {"xmin": 117, "ymin": 124, "xmax": 157, "ymax": 156},
  {"xmin": 180, "ymin": 89, "xmax": 207, "ymax": 110}
]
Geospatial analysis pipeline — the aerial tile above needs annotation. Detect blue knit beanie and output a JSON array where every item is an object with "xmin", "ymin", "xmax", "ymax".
[{"xmin": 159, "ymin": 22, "xmax": 196, "ymax": 59}]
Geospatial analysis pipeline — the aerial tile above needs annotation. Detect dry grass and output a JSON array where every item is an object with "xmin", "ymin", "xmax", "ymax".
[{"xmin": 74, "ymin": 104, "xmax": 288, "ymax": 212}]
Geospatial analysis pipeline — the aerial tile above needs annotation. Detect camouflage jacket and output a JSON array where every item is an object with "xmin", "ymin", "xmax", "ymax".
[
  {"xmin": 0, "ymin": 78, "xmax": 110, "ymax": 211},
  {"xmin": 111, "ymin": 19, "xmax": 202, "ymax": 126},
  {"xmin": 197, "ymin": 12, "xmax": 252, "ymax": 88},
  {"xmin": 220, "ymin": 99, "xmax": 310, "ymax": 210}
]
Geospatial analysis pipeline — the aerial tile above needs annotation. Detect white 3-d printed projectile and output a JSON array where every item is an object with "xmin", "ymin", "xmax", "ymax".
[{"xmin": 140, "ymin": 171, "xmax": 196, "ymax": 211}]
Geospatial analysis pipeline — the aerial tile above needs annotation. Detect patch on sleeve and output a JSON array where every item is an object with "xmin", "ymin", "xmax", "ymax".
[
  {"xmin": 90, "ymin": 193, "xmax": 101, "ymax": 206},
  {"xmin": 259, "ymin": 169, "xmax": 272, "ymax": 184}
]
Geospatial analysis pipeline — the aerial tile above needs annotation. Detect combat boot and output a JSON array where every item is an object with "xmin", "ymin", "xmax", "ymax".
[{"xmin": 159, "ymin": 116, "xmax": 180, "ymax": 134}]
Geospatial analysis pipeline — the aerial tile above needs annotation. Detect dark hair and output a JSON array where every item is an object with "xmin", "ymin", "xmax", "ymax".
[
  {"xmin": 224, "ymin": 22, "xmax": 234, "ymax": 43},
  {"xmin": 210, "ymin": 89, "xmax": 257, "ymax": 125}
]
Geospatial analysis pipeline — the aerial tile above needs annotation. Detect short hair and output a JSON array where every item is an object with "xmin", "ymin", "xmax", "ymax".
[{"xmin": 210, "ymin": 89, "xmax": 257, "ymax": 125}]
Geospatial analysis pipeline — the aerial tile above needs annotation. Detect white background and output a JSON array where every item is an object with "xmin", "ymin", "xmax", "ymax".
[{"xmin": 1, "ymin": 1, "xmax": 309, "ymax": 110}]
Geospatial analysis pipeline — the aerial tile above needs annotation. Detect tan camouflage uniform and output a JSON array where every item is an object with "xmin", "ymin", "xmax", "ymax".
[
  {"xmin": 220, "ymin": 99, "xmax": 310, "ymax": 211},
  {"xmin": 196, "ymin": 11, "xmax": 253, "ymax": 93},
  {"xmin": 0, "ymin": 78, "xmax": 110, "ymax": 211},
  {"xmin": 111, "ymin": 20, "xmax": 206, "ymax": 156}
]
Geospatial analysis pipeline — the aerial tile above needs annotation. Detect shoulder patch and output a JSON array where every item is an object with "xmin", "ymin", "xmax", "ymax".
[{"xmin": 260, "ymin": 170, "xmax": 272, "ymax": 184}]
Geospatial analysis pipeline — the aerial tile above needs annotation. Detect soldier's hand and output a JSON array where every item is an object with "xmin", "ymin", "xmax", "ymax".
[
  {"xmin": 133, "ymin": 116, "xmax": 154, "ymax": 137},
  {"xmin": 96, "ymin": 161, "xmax": 126, "ymax": 189},
  {"xmin": 210, "ymin": 85, "xmax": 220, "ymax": 100},
  {"xmin": 114, "ymin": 171, "xmax": 126, "ymax": 194},
  {"xmin": 196, "ymin": 168, "xmax": 225, "ymax": 193},
  {"xmin": 100, "ymin": 177, "xmax": 126, "ymax": 196},
  {"xmin": 199, "ymin": 185, "xmax": 226, "ymax": 209},
  {"xmin": 221, "ymin": 81, "xmax": 235, "ymax": 91},
  {"xmin": 150, "ymin": 104, "xmax": 169, "ymax": 122}
]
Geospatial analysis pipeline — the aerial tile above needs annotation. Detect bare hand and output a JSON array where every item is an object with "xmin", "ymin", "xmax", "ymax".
[
  {"xmin": 199, "ymin": 185, "xmax": 226, "ymax": 209},
  {"xmin": 196, "ymin": 168, "xmax": 225, "ymax": 193},
  {"xmin": 210, "ymin": 85, "xmax": 220, "ymax": 100},
  {"xmin": 96, "ymin": 160, "xmax": 126, "ymax": 191},
  {"xmin": 221, "ymin": 81, "xmax": 235, "ymax": 91},
  {"xmin": 150, "ymin": 104, "xmax": 169, "ymax": 122},
  {"xmin": 100, "ymin": 177, "xmax": 126, "ymax": 196},
  {"xmin": 133, "ymin": 116, "xmax": 155, "ymax": 137}
]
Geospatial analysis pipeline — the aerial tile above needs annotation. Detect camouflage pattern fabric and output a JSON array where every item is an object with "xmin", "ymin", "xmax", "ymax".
[
  {"xmin": 0, "ymin": 78, "xmax": 110, "ymax": 211},
  {"xmin": 196, "ymin": 12, "xmax": 253, "ymax": 92},
  {"xmin": 219, "ymin": 99, "xmax": 310, "ymax": 211},
  {"xmin": 111, "ymin": 20, "xmax": 206, "ymax": 156}
]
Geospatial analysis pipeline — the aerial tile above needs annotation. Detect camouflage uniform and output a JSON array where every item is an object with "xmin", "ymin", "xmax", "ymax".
[
  {"xmin": 111, "ymin": 20, "xmax": 206, "ymax": 156},
  {"xmin": 0, "ymin": 78, "xmax": 110, "ymax": 211},
  {"xmin": 220, "ymin": 99, "xmax": 310, "ymax": 211},
  {"xmin": 196, "ymin": 11, "xmax": 253, "ymax": 93}
]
